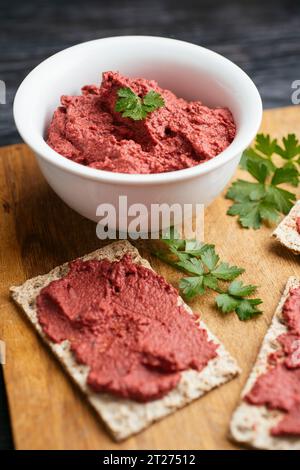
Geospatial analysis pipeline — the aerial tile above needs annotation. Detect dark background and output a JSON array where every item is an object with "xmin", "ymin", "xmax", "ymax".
[{"xmin": 1, "ymin": 0, "xmax": 300, "ymax": 450}]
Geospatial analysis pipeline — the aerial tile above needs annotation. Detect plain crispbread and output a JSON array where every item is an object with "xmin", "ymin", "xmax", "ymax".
[
  {"xmin": 272, "ymin": 200, "xmax": 300, "ymax": 254},
  {"xmin": 230, "ymin": 276, "xmax": 300, "ymax": 450},
  {"xmin": 10, "ymin": 240, "xmax": 240, "ymax": 441}
]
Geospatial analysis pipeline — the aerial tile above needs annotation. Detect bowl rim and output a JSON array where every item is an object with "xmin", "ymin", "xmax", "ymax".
[{"xmin": 13, "ymin": 35, "xmax": 263, "ymax": 186}]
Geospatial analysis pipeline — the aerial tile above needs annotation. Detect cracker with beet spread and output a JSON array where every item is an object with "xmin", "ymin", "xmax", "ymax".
[
  {"xmin": 272, "ymin": 200, "xmax": 300, "ymax": 255},
  {"xmin": 230, "ymin": 276, "xmax": 300, "ymax": 450},
  {"xmin": 10, "ymin": 241, "xmax": 239, "ymax": 441}
]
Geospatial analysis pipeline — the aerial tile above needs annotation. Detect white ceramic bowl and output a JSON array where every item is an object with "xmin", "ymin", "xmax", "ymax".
[{"xmin": 14, "ymin": 36, "xmax": 262, "ymax": 230}]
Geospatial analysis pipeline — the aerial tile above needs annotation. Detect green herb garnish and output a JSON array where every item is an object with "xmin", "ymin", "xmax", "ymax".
[
  {"xmin": 152, "ymin": 230, "xmax": 262, "ymax": 321},
  {"xmin": 115, "ymin": 87, "xmax": 165, "ymax": 121},
  {"xmin": 226, "ymin": 133, "xmax": 300, "ymax": 229}
]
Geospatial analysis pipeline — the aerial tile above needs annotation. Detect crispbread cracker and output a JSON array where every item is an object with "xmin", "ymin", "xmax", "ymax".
[
  {"xmin": 230, "ymin": 276, "xmax": 300, "ymax": 450},
  {"xmin": 11, "ymin": 240, "xmax": 239, "ymax": 441},
  {"xmin": 272, "ymin": 200, "xmax": 300, "ymax": 254}
]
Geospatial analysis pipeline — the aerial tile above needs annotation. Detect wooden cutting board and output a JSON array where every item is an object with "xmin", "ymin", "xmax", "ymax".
[{"xmin": 0, "ymin": 106, "xmax": 299, "ymax": 450}]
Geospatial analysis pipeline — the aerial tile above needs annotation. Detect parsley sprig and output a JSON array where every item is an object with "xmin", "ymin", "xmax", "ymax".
[
  {"xmin": 226, "ymin": 134, "xmax": 300, "ymax": 229},
  {"xmin": 115, "ymin": 87, "xmax": 165, "ymax": 121},
  {"xmin": 153, "ymin": 230, "xmax": 262, "ymax": 321}
]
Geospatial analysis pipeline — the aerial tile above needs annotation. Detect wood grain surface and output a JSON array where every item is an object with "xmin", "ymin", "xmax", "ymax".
[{"xmin": 0, "ymin": 106, "xmax": 299, "ymax": 450}]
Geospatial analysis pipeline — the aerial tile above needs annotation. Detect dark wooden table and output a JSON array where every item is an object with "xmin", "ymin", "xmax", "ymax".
[{"xmin": 1, "ymin": 0, "xmax": 300, "ymax": 450}]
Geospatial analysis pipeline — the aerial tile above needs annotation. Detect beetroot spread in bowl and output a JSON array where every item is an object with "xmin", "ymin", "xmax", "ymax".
[
  {"xmin": 14, "ymin": 36, "xmax": 262, "ymax": 224},
  {"xmin": 47, "ymin": 71, "xmax": 236, "ymax": 175}
]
